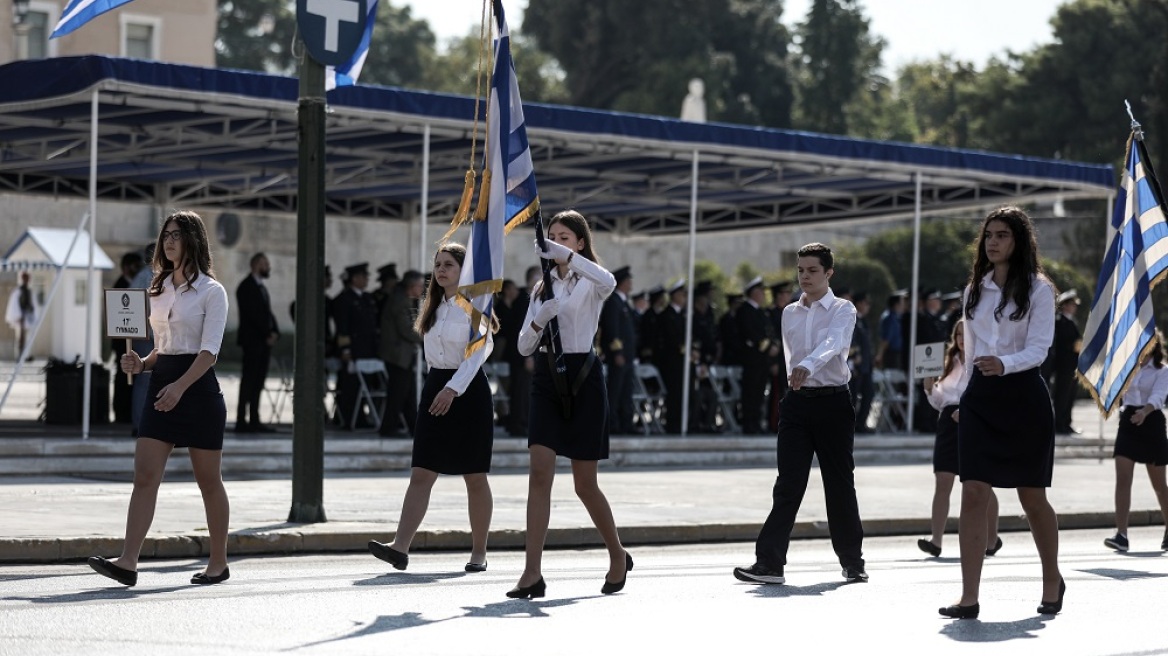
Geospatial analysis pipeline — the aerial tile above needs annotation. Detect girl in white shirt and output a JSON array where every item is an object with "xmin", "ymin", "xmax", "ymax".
[
  {"xmin": 507, "ymin": 210, "xmax": 631, "ymax": 599},
  {"xmin": 1104, "ymin": 334, "xmax": 1168, "ymax": 553},
  {"xmin": 90, "ymin": 210, "xmax": 231, "ymax": 588},
  {"xmin": 368, "ymin": 243, "xmax": 497, "ymax": 573},
  {"xmin": 918, "ymin": 319, "xmax": 1001, "ymax": 558},
  {"xmin": 940, "ymin": 206, "xmax": 1064, "ymax": 619}
]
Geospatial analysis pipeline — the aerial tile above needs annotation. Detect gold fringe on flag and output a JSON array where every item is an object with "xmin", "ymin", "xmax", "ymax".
[
  {"xmin": 472, "ymin": 169, "xmax": 492, "ymax": 221},
  {"xmin": 439, "ymin": 169, "xmax": 477, "ymax": 244}
]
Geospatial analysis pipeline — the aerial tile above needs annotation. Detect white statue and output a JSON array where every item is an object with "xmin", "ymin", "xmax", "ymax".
[{"xmin": 680, "ymin": 78, "xmax": 707, "ymax": 123}]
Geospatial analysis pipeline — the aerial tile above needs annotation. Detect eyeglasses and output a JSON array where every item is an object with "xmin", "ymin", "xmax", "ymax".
[{"xmin": 161, "ymin": 230, "xmax": 183, "ymax": 243}]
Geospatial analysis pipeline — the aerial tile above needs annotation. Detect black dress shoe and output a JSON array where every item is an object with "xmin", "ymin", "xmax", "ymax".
[
  {"xmin": 464, "ymin": 560, "xmax": 488, "ymax": 573},
  {"xmin": 368, "ymin": 541, "xmax": 408, "ymax": 570},
  {"xmin": 88, "ymin": 556, "xmax": 137, "ymax": 586},
  {"xmin": 249, "ymin": 424, "xmax": 277, "ymax": 433},
  {"xmin": 985, "ymin": 536, "xmax": 1004, "ymax": 556},
  {"xmin": 1037, "ymin": 578, "xmax": 1066, "ymax": 614},
  {"xmin": 191, "ymin": 567, "xmax": 231, "ymax": 585},
  {"xmin": 939, "ymin": 603, "xmax": 980, "ymax": 619},
  {"xmin": 601, "ymin": 552, "xmax": 634, "ymax": 595},
  {"xmin": 917, "ymin": 539, "xmax": 942, "ymax": 557},
  {"xmin": 506, "ymin": 577, "xmax": 546, "ymax": 599}
]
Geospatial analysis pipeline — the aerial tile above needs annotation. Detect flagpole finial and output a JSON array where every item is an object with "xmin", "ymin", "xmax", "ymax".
[{"xmin": 1126, "ymin": 100, "xmax": 1145, "ymax": 141}]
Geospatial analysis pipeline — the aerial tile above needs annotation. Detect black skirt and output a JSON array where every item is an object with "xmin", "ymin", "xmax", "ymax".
[
  {"xmin": 137, "ymin": 354, "xmax": 227, "ymax": 450},
  {"xmin": 412, "ymin": 368, "xmax": 494, "ymax": 474},
  {"xmin": 958, "ymin": 367, "xmax": 1055, "ymax": 488},
  {"xmin": 933, "ymin": 404, "xmax": 960, "ymax": 474},
  {"xmin": 529, "ymin": 351, "xmax": 609, "ymax": 461},
  {"xmin": 1114, "ymin": 407, "xmax": 1168, "ymax": 465}
]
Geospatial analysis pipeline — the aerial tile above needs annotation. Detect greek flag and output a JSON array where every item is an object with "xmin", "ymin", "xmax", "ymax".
[
  {"xmin": 1078, "ymin": 133, "xmax": 1168, "ymax": 415},
  {"xmin": 325, "ymin": 0, "xmax": 378, "ymax": 90},
  {"xmin": 51, "ymin": 0, "xmax": 136, "ymax": 38},
  {"xmin": 454, "ymin": 0, "xmax": 540, "ymax": 356}
]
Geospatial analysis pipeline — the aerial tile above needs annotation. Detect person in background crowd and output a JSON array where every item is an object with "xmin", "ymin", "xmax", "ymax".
[
  {"xmin": 767, "ymin": 282, "xmax": 794, "ymax": 433},
  {"xmin": 1045, "ymin": 289, "xmax": 1083, "ymax": 435},
  {"xmin": 738, "ymin": 277, "xmax": 776, "ymax": 435},
  {"xmin": 378, "ymin": 270, "xmax": 425, "ymax": 437},
  {"xmin": 632, "ymin": 290, "xmax": 650, "ymax": 317},
  {"xmin": 939, "ymin": 290, "xmax": 963, "ymax": 340},
  {"xmin": 877, "ymin": 291, "xmax": 906, "ymax": 371},
  {"xmin": 639, "ymin": 285, "xmax": 667, "ymax": 370},
  {"xmin": 128, "ymin": 243, "xmax": 157, "ymax": 437},
  {"xmin": 690, "ymin": 281, "xmax": 719, "ymax": 433},
  {"xmin": 495, "ymin": 278, "xmax": 522, "ymax": 429},
  {"xmin": 5, "ymin": 271, "xmax": 38, "ymax": 360},
  {"xmin": 718, "ymin": 293, "xmax": 745, "ymax": 367},
  {"xmin": 907, "ymin": 289, "xmax": 947, "ymax": 433},
  {"xmin": 333, "ymin": 263, "xmax": 380, "ymax": 429},
  {"xmin": 372, "ymin": 263, "xmax": 399, "ymax": 310},
  {"xmin": 111, "ymin": 252, "xmax": 144, "ymax": 424},
  {"xmin": 850, "ymin": 291, "xmax": 876, "ymax": 434},
  {"xmin": 600, "ymin": 266, "xmax": 638, "ymax": 435},
  {"xmin": 235, "ymin": 252, "xmax": 278, "ymax": 433},
  {"xmin": 504, "ymin": 266, "xmax": 541, "ymax": 437},
  {"xmin": 660, "ymin": 280, "xmax": 688, "ymax": 434}
]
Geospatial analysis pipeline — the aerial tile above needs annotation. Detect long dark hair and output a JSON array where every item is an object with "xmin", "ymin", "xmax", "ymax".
[
  {"xmin": 940, "ymin": 319, "xmax": 964, "ymax": 380},
  {"xmin": 964, "ymin": 206, "xmax": 1043, "ymax": 321},
  {"xmin": 532, "ymin": 209, "xmax": 602, "ymax": 298},
  {"xmin": 1150, "ymin": 331, "xmax": 1165, "ymax": 369},
  {"xmin": 414, "ymin": 242, "xmax": 500, "ymax": 336},
  {"xmin": 149, "ymin": 210, "xmax": 215, "ymax": 296}
]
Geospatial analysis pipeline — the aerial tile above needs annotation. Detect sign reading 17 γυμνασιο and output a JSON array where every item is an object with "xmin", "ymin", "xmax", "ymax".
[
  {"xmin": 296, "ymin": 0, "xmax": 369, "ymax": 67},
  {"xmin": 104, "ymin": 288, "xmax": 148, "ymax": 339},
  {"xmin": 913, "ymin": 341, "xmax": 947, "ymax": 379}
]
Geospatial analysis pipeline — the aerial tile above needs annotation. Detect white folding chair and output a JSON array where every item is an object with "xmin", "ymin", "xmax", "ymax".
[
  {"xmin": 632, "ymin": 362, "xmax": 667, "ymax": 435},
  {"xmin": 481, "ymin": 361, "xmax": 510, "ymax": 423},
  {"xmin": 707, "ymin": 364, "xmax": 742, "ymax": 433},
  {"xmin": 350, "ymin": 358, "xmax": 389, "ymax": 431},
  {"xmin": 873, "ymin": 368, "xmax": 910, "ymax": 433},
  {"xmin": 263, "ymin": 356, "xmax": 294, "ymax": 424}
]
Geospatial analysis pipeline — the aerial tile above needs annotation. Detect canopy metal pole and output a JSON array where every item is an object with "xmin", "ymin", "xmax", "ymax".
[
  {"xmin": 82, "ymin": 89, "xmax": 98, "ymax": 439},
  {"xmin": 416, "ymin": 124, "xmax": 430, "ymax": 405},
  {"xmin": 906, "ymin": 171, "xmax": 923, "ymax": 434},
  {"xmin": 0, "ymin": 213, "xmax": 89, "ymax": 415},
  {"xmin": 680, "ymin": 149, "xmax": 699, "ymax": 436}
]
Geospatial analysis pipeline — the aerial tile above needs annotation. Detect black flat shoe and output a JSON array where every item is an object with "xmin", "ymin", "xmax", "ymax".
[
  {"xmin": 917, "ymin": 539, "xmax": 942, "ymax": 557},
  {"xmin": 88, "ymin": 556, "xmax": 137, "ymax": 587},
  {"xmin": 1037, "ymin": 578, "xmax": 1066, "ymax": 614},
  {"xmin": 191, "ymin": 567, "xmax": 230, "ymax": 585},
  {"xmin": 464, "ymin": 560, "xmax": 488, "ymax": 573},
  {"xmin": 938, "ymin": 603, "xmax": 979, "ymax": 619},
  {"xmin": 601, "ymin": 551, "xmax": 634, "ymax": 595},
  {"xmin": 368, "ymin": 541, "xmax": 408, "ymax": 570},
  {"xmin": 985, "ymin": 536, "xmax": 1004, "ymax": 556},
  {"xmin": 506, "ymin": 577, "xmax": 546, "ymax": 599}
]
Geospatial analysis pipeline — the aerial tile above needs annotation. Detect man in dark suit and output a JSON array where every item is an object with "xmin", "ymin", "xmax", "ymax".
[
  {"xmin": 639, "ymin": 285, "xmax": 666, "ymax": 368},
  {"xmin": 235, "ymin": 253, "xmax": 279, "ymax": 433},
  {"xmin": 905, "ymin": 288, "xmax": 946, "ymax": 432},
  {"xmin": 600, "ymin": 266, "xmax": 638, "ymax": 434},
  {"xmin": 334, "ymin": 262, "xmax": 380, "ymax": 429},
  {"xmin": 659, "ymin": 280, "xmax": 688, "ymax": 433},
  {"xmin": 738, "ymin": 277, "xmax": 777, "ymax": 434},
  {"xmin": 1049, "ymin": 289, "xmax": 1083, "ymax": 435},
  {"xmin": 378, "ymin": 270, "xmax": 424, "ymax": 437}
]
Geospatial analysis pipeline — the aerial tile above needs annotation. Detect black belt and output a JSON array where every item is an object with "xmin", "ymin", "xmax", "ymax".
[{"xmin": 790, "ymin": 384, "xmax": 849, "ymax": 398}]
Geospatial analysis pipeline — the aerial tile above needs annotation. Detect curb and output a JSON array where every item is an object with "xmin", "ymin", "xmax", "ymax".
[{"xmin": 3, "ymin": 510, "xmax": 1164, "ymax": 564}]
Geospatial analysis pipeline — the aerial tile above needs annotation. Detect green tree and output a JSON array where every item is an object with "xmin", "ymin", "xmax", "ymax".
[
  {"xmin": 862, "ymin": 219, "xmax": 978, "ymax": 293},
  {"xmin": 827, "ymin": 255, "xmax": 895, "ymax": 333},
  {"xmin": 894, "ymin": 56, "xmax": 986, "ymax": 149},
  {"xmin": 425, "ymin": 29, "xmax": 568, "ymax": 103},
  {"xmin": 792, "ymin": 0, "xmax": 884, "ymax": 135},
  {"xmin": 358, "ymin": 3, "xmax": 438, "ymax": 89},
  {"xmin": 215, "ymin": 0, "xmax": 298, "ymax": 74}
]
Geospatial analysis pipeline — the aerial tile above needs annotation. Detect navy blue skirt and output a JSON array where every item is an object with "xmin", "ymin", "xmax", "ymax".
[
  {"xmin": 137, "ymin": 354, "xmax": 227, "ymax": 450},
  {"xmin": 412, "ymin": 368, "xmax": 494, "ymax": 474},
  {"xmin": 529, "ymin": 352, "xmax": 609, "ymax": 461},
  {"xmin": 958, "ymin": 367, "xmax": 1054, "ymax": 488},
  {"xmin": 933, "ymin": 404, "xmax": 960, "ymax": 474},
  {"xmin": 1115, "ymin": 407, "xmax": 1168, "ymax": 465}
]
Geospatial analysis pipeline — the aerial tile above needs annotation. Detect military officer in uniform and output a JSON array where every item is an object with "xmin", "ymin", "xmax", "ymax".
[
  {"xmin": 738, "ymin": 277, "xmax": 778, "ymax": 434},
  {"xmin": 690, "ymin": 280, "xmax": 720, "ymax": 432},
  {"xmin": 639, "ymin": 285, "xmax": 666, "ymax": 368},
  {"xmin": 659, "ymin": 280, "xmax": 688, "ymax": 434},
  {"xmin": 600, "ymin": 266, "xmax": 639, "ymax": 434},
  {"xmin": 333, "ymin": 263, "xmax": 380, "ymax": 429},
  {"xmin": 1049, "ymin": 289, "xmax": 1082, "ymax": 435}
]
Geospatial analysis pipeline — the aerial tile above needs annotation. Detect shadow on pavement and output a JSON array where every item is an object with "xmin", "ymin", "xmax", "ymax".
[
  {"xmin": 940, "ymin": 616, "xmax": 1048, "ymax": 642},
  {"xmin": 743, "ymin": 580, "xmax": 850, "ymax": 597},
  {"xmin": 1079, "ymin": 567, "xmax": 1168, "ymax": 580},
  {"xmin": 5, "ymin": 585, "xmax": 191, "ymax": 604},
  {"xmin": 352, "ymin": 572, "xmax": 468, "ymax": 586}
]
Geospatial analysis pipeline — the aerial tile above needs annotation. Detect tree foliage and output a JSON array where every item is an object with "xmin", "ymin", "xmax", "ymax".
[
  {"xmin": 215, "ymin": 0, "xmax": 298, "ymax": 74},
  {"xmin": 791, "ymin": 0, "xmax": 884, "ymax": 135},
  {"xmin": 861, "ymin": 219, "xmax": 978, "ymax": 294}
]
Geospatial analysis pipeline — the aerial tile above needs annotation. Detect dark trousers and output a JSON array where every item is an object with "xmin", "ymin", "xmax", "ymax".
[
  {"xmin": 755, "ymin": 390, "xmax": 865, "ymax": 569},
  {"xmin": 1053, "ymin": 366, "xmax": 1076, "ymax": 431},
  {"xmin": 661, "ymin": 360, "xmax": 684, "ymax": 434},
  {"xmin": 237, "ymin": 344, "xmax": 270, "ymax": 427},
  {"xmin": 850, "ymin": 370, "xmax": 875, "ymax": 431},
  {"xmin": 606, "ymin": 360, "xmax": 635, "ymax": 434},
  {"xmin": 741, "ymin": 361, "xmax": 768, "ymax": 434},
  {"xmin": 380, "ymin": 362, "xmax": 417, "ymax": 435},
  {"xmin": 507, "ymin": 358, "xmax": 531, "ymax": 436}
]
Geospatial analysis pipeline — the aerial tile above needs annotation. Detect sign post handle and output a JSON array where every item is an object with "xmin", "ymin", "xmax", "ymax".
[{"xmin": 125, "ymin": 339, "xmax": 133, "ymax": 385}]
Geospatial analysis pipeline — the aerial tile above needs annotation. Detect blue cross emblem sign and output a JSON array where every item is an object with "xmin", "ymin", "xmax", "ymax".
[{"xmin": 296, "ymin": 0, "xmax": 369, "ymax": 67}]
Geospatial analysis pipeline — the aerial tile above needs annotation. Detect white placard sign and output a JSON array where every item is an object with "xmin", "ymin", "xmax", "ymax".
[
  {"xmin": 912, "ymin": 341, "xmax": 946, "ymax": 379},
  {"xmin": 105, "ymin": 288, "xmax": 149, "ymax": 339}
]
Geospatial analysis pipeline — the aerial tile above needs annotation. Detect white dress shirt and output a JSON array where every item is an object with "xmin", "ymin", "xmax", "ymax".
[
  {"xmin": 424, "ymin": 295, "xmax": 493, "ymax": 395},
  {"xmin": 781, "ymin": 288, "xmax": 856, "ymax": 387},
  {"xmin": 150, "ymin": 273, "xmax": 228, "ymax": 356},
  {"xmin": 961, "ymin": 273, "xmax": 1055, "ymax": 382},
  {"xmin": 518, "ymin": 255, "xmax": 616, "ymax": 356},
  {"xmin": 1122, "ymin": 362, "xmax": 1168, "ymax": 409},
  {"xmin": 926, "ymin": 355, "xmax": 966, "ymax": 410}
]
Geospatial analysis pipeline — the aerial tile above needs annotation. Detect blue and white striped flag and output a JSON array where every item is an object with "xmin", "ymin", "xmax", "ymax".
[
  {"xmin": 454, "ymin": 0, "xmax": 540, "ymax": 356},
  {"xmin": 325, "ymin": 0, "xmax": 378, "ymax": 90},
  {"xmin": 1078, "ymin": 133, "xmax": 1168, "ymax": 415},
  {"xmin": 51, "ymin": 0, "xmax": 137, "ymax": 38}
]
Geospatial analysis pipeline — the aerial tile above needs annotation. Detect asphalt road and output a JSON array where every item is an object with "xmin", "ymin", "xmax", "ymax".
[{"xmin": 2, "ymin": 528, "xmax": 1166, "ymax": 655}]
